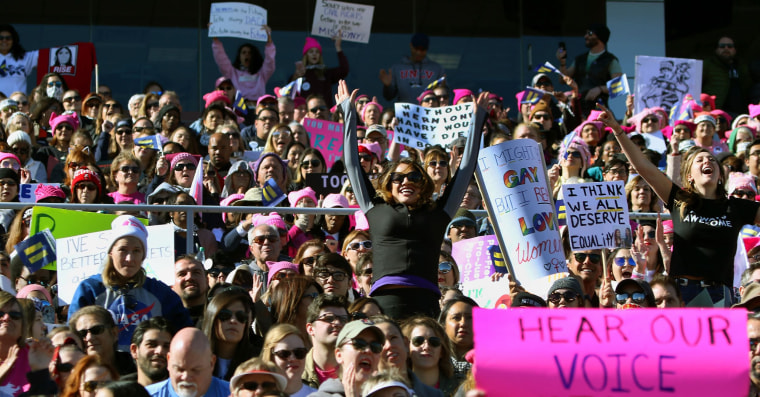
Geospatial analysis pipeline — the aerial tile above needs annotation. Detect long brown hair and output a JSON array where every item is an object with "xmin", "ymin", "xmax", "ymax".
[
  {"xmin": 376, "ymin": 157, "xmax": 435, "ymax": 209},
  {"xmin": 201, "ymin": 288, "xmax": 256, "ymax": 380},
  {"xmin": 401, "ymin": 316, "xmax": 455, "ymax": 378}
]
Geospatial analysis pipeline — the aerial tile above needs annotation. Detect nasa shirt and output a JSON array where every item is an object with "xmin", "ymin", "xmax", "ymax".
[
  {"xmin": 0, "ymin": 50, "xmax": 38, "ymax": 96},
  {"xmin": 37, "ymin": 42, "xmax": 96, "ymax": 97}
]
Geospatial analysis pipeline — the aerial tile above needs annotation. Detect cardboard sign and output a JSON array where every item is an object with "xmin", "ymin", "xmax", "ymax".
[
  {"xmin": 393, "ymin": 103, "xmax": 474, "ymax": 149},
  {"xmin": 19, "ymin": 183, "xmax": 60, "ymax": 203},
  {"xmin": 303, "ymin": 118, "xmax": 344, "ymax": 169},
  {"xmin": 473, "ymin": 308, "xmax": 748, "ymax": 396},
  {"xmin": 634, "ymin": 56, "xmax": 703, "ymax": 115},
  {"xmin": 209, "ymin": 2, "xmax": 268, "ymax": 42},
  {"xmin": 305, "ymin": 172, "xmax": 349, "ymax": 197},
  {"xmin": 311, "ymin": 0, "xmax": 375, "ymax": 44},
  {"xmin": 57, "ymin": 224, "xmax": 175, "ymax": 305},
  {"xmin": 451, "ymin": 235, "xmax": 511, "ymax": 308},
  {"xmin": 476, "ymin": 139, "xmax": 567, "ymax": 297},
  {"xmin": 562, "ymin": 181, "xmax": 632, "ymax": 250}
]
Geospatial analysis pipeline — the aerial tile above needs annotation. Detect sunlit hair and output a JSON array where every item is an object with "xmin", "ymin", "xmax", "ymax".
[
  {"xmin": 401, "ymin": 315, "xmax": 455, "ymax": 378},
  {"xmin": 423, "ymin": 145, "xmax": 451, "ymax": 183},
  {"xmin": 360, "ymin": 369, "xmax": 410, "ymax": 397},
  {"xmin": 269, "ymin": 275, "xmax": 322, "ymax": 326},
  {"xmin": 260, "ymin": 323, "xmax": 308, "ymax": 364},
  {"xmin": 109, "ymin": 150, "xmax": 140, "ymax": 182},
  {"xmin": 0, "ymin": 291, "xmax": 25, "ymax": 346},
  {"xmin": 294, "ymin": 239, "xmax": 329, "ymax": 274},
  {"xmin": 102, "ymin": 240, "xmax": 146, "ymax": 288},
  {"xmin": 64, "ymin": 145, "xmax": 96, "ymax": 187},
  {"xmin": 263, "ymin": 123, "xmax": 292, "ymax": 156},
  {"xmin": 376, "ymin": 157, "xmax": 434, "ymax": 208},
  {"xmin": 341, "ymin": 229, "xmax": 371, "ymax": 256},
  {"xmin": 624, "ymin": 174, "xmax": 661, "ymax": 212},
  {"xmin": 676, "ymin": 146, "xmax": 727, "ymax": 217},
  {"xmin": 5, "ymin": 205, "xmax": 32, "ymax": 253}
]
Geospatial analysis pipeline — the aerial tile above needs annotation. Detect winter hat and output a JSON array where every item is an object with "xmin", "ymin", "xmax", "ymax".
[
  {"xmin": 559, "ymin": 136, "xmax": 592, "ymax": 172},
  {"xmin": 302, "ymin": 37, "xmax": 322, "ymax": 55},
  {"xmin": 34, "ymin": 184, "xmax": 65, "ymax": 202},
  {"xmin": 6, "ymin": 131, "xmax": 31, "ymax": 147},
  {"xmin": 220, "ymin": 193, "xmax": 245, "ymax": 223},
  {"xmin": 574, "ymin": 121, "xmax": 603, "ymax": 137},
  {"xmin": 252, "ymin": 152, "xmax": 288, "ymax": 183},
  {"xmin": 728, "ymin": 172, "xmax": 757, "ymax": 196},
  {"xmin": 156, "ymin": 105, "xmax": 180, "ymax": 124},
  {"xmin": 417, "ymin": 90, "xmax": 435, "ymax": 104},
  {"xmin": 673, "ymin": 120, "xmax": 697, "ymax": 134},
  {"xmin": 266, "ymin": 261, "xmax": 299, "ymax": 284},
  {"xmin": 362, "ymin": 102, "xmax": 383, "ymax": 121},
  {"xmin": 167, "ymin": 152, "xmax": 200, "ymax": 170},
  {"xmin": 529, "ymin": 99, "xmax": 553, "ymax": 121},
  {"xmin": 107, "ymin": 215, "xmax": 148, "ymax": 256},
  {"xmin": 288, "ymin": 187, "xmax": 317, "ymax": 207},
  {"xmin": 694, "ymin": 112, "xmax": 716, "ymax": 127},
  {"xmin": 701, "ymin": 94, "xmax": 716, "ymax": 110},
  {"xmin": 531, "ymin": 73, "xmax": 552, "ymax": 87},
  {"xmin": 293, "ymin": 96, "xmax": 306, "ymax": 108},
  {"xmin": 49, "ymin": 111, "xmax": 79, "ymax": 132},
  {"xmin": 0, "ymin": 153, "xmax": 21, "ymax": 169},
  {"xmin": 0, "ymin": 168, "xmax": 20, "ymax": 184},
  {"xmin": 452, "ymin": 89, "xmax": 474, "ymax": 105},
  {"xmin": 587, "ymin": 110, "xmax": 605, "ymax": 123},
  {"xmin": 588, "ymin": 23, "xmax": 610, "ymax": 43},
  {"xmin": 615, "ymin": 278, "xmax": 656, "ymax": 307},
  {"xmin": 358, "ymin": 142, "xmax": 382, "ymax": 162},
  {"xmin": 354, "ymin": 94, "xmax": 368, "ymax": 103},
  {"xmin": 215, "ymin": 76, "xmax": 232, "ymax": 88},
  {"xmin": 445, "ymin": 208, "xmax": 477, "ymax": 241},
  {"xmin": 256, "ymin": 95, "xmax": 277, "ymax": 107},
  {"xmin": 202, "ymin": 90, "xmax": 231, "ymax": 108},
  {"xmin": 548, "ymin": 276, "xmax": 584, "ymax": 297},
  {"xmin": 322, "ymin": 193, "xmax": 348, "ymax": 209},
  {"xmin": 711, "ymin": 109, "xmax": 732, "ymax": 126},
  {"xmin": 512, "ymin": 292, "xmax": 547, "ymax": 308},
  {"xmin": 744, "ymin": 237, "xmax": 760, "ymax": 255},
  {"xmin": 252, "ymin": 212, "xmax": 287, "ymax": 231},
  {"xmin": 16, "ymin": 284, "xmax": 52, "ymax": 304},
  {"xmin": 733, "ymin": 114, "xmax": 751, "ymax": 129},
  {"xmin": 629, "ymin": 108, "xmax": 661, "ymax": 132}
]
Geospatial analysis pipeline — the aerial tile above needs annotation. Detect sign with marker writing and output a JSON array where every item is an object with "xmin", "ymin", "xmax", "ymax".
[
  {"xmin": 476, "ymin": 139, "xmax": 566, "ymax": 297},
  {"xmin": 57, "ymin": 224, "xmax": 175, "ymax": 305},
  {"xmin": 303, "ymin": 118, "xmax": 343, "ymax": 169},
  {"xmin": 473, "ymin": 308, "xmax": 748, "ymax": 396},
  {"xmin": 562, "ymin": 181, "xmax": 632, "ymax": 250},
  {"xmin": 393, "ymin": 103, "xmax": 473, "ymax": 149},
  {"xmin": 452, "ymin": 235, "xmax": 511, "ymax": 308},
  {"xmin": 311, "ymin": 0, "xmax": 375, "ymax": 44},
  {"xmin": 209, "ymin": 2, "xmax": 268, "ymax": 42},
  {"xmin": 305, "ymin": 172, "xmax": 349, "ymax": 196}
]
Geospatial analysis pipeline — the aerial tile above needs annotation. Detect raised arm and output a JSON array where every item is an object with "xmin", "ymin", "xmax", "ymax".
[
  {"xmin": 211, "ymin": 38, "xmax": 235, "ymax": 78},
  {"xmin": 258, "ymin": 26, "xmax": 276, "ymax": 83},
  {"xmin": 595, "ymin": 104, "xmax": 673, "ymax": 203},
  {"xmin": 337, "ymin": 80, "xmax": 374, "ymax": 213}
]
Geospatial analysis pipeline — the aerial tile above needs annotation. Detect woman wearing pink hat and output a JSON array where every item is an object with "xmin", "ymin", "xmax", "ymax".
[
  {"xmin": 36, "ymin": 111, "xmax": 79, "ymax": 166},
  {"xmin": 290, "ymin": 35, "xmax": 348, "ymax": 107},
  {"xmin": 211, "ymin": 25, "xmax": 275, "ymax": 102}
]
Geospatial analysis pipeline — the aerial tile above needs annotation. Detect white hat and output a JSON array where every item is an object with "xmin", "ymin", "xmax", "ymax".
[
  {"xmin": 108, "ymin": 215, "xmax": 148, "ymax": 255},
  {"xmin": 229, "ymin": 370, "xmax": 287, "ymax": 392},
  {"xmin": 363, "ymin": 380, "xmax": 414, "ymax": 397},
  {"xmin": 6, "ymin": 131, "xmax": 31, "ymax": 147}
]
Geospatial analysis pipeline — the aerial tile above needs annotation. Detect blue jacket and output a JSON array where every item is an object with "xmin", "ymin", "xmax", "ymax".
[
  {"xmin": 68, "ymin": 274, "xmax": 193, "ymax": 350},
  {"xmin": 146, "ymin": 377, "xmax": 230, "ymax": 397}
]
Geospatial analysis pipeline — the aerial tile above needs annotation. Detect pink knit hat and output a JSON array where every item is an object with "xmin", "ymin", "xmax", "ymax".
[
  {"xmin": 629, "ymin": 109, "xmax": 662, "ymax": 132},
  {"xmin": 452, "ymin": 89, "xmax": 474, "ymax": 105},
  {"xmin": 0, "ymin": 153, "xmax": 21, "ymax": 170},
  {"xmin": 202, "ymin": 90, "xmax": 231, "ymax": 108},
  {"xmin": 303, "ymin": 37, "xmax": 322, "ymax": 55},
  {"xmin": 16, "ymin": 284, "xmax": 53, "ymax": 304},
  {"xmin": 266, "ymin": 261, "xmax": 299, "ymax": 284},
  {"xmin": 358, "ymin": 142, "xmax": 382, "ymax": 162},
  {"xmin": 35, "ymin": 184, "xmax": 65, "ymax": 202},
  {"xmin": 700, "ymin": 93, "xmax": 716, "ymax": 110},
  {"xmin": 167, "ymin": 152, "xmax": 200, "ymax": 170},
  {"xmin": 252, "ymin": 212, "xmax": 287, "ymax": 231},
  {"xmin": 288, "ymin": 187, "xmax": 317, "ymax": 207},
  {"xmin": 220, "ymin": 193, "xmax": 245, "ymax": 223},
  {"xmin": 362, "ymin": 102, "xmax": 383, "ymax": 122},
  {"xmin": 559, "ymin": 136, "xmax": 591, "ymax": 173},
  {"xmin": 711, "ymin": 109, "xmax": 733, "ymax": 126},
  {"xmin": 417, "ymin": 90, "xmax": 435, "ymax": 104},
  {"xmin": 49, "ymin": 111, "xmax": 80, "ymax": 132},
  {"xmin": 322, "ymin": 193, "xmax": 348, "ymax": 209},
  {"xmin": 728, "ymin": 172, "xmax": 757, "ymax": 196}
]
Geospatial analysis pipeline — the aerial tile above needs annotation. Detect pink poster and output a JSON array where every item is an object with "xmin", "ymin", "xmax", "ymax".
[
  {"xmin": 473, "ymin": 308, "xmax": 748, "ymax": 396},
  {"xmin": 302, "ymin": 118, "xmax": 344, "ymax": 169}
]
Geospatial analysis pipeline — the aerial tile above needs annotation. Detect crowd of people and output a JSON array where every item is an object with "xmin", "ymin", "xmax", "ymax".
[{"xmin": 0, "ymin": 20, "xmax": 759, "ymax": 396}]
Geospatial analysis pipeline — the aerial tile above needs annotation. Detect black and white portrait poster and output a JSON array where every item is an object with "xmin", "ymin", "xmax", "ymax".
[{"xmin": 634, "ymin": 55, "xmax": 702, "ymax": 114}]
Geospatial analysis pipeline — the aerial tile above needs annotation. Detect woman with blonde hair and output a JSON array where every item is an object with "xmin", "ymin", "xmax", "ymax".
[
  {"xmin": 423, "ymin": 146, "xmax": 451, "ymax": 199},
  {"xmin": 262, "ymin": 123, "xmax": 292, "ymax": 157},
  {"xmin": 107, "ymin": 151, "xmax": 144, "ymax": 204},
  {"xmin": 260, "ymin": 324, "xmax": 317, "ymax": 396}
]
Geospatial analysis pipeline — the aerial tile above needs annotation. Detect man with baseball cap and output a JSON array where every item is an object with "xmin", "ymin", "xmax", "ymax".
[
  {"xmin": 379, "ymin": 33, "xmax": 445, "ymax": 103},
  {"xmin": 614, "ymin": 278, "xmax": 656, "ymax": 309}
]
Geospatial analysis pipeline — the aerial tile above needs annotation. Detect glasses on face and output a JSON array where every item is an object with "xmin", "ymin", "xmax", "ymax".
[
  {"xmin": 56, "ymin": 362, "xmax": 74, "ymax": 373},
  {"xmin": 358, "ymin": 153, "xmax": 373, "ymax": 162},
  {"xmin": 422, "ymin": 96, "xmax": 439, "ymax": 104},
  {"xmin": 347, "ymin": 240, "xmax": 372, "ymax": 250},
  {"xmin": 733, "ymin": 190, "xmax": 755, "ymax": 199},
  {"xmin": 750, "ymin": 337, "xmax": 760, "ymax": 352},
  {"xmin": 300, "ymin": 256, "xmax": 317, "ymax": 267},
  {"xmin": 253, "ymin": 234, "xmax": 279, "ymax": 244},
  {"xmin": 573, "ymin": 252, "xmax": 601, "ymax": 264},
  {"xmin": 565, "ymin": 151, "xmax": 582, "ymax": 160},
  {"xmin": 47, "ymin": 81, "xmax": 63, "ymax": 88},
  {"xmin": 316, "ymin": 313, "xmax": 349, "ymax": 324},
  {"xmin": 719, "ymin": 43, "xmax": 735, "ymax": 49},
  {"xmin": 76, "ymin": 182, "xmax": 98, "ymax": 191},
  {"xmin": 63, "ymin": 96, "xmax": 81, "ymax": 103},
  {"xmin": 0, "ymin": 160, "xmax": 19, "ymax": 171},
  {"xmin": 614, "ymin": 257, "xmax": 636, "ymax": 267},
  {"xmin": 119, "ymin": 165, "xmax": 140, "ymax": 174},
  {"xmin": 343, "ymin": 338, "xmax": 383, "ymax": 354},
  {"xmin": 301, "ymin": 159, "xmax": 321, "ymax": 168},
  {"xmin": 76, "ymin": 324, "xmax": 106, "ymax": 340},
  {"xmin": 57, "ymin": 124, "xmax": 74, "ymax": 132},
  {"xmin": 275, "ymin": 271, "xmax": 295, "ymax": 280},
  {"xmin": 0, "ymin": 35, "xmax": 12, "ymax": 41},
  {"xmin": 547, "ymin": 291, "xmax": 579, "ymax": 304},
  {"xmin": 272, "ymin": 130, "xmax": 291, "ymax": 140},
  {"xmin": 22, "ymin": 218, "xmax": 30, "ymax": 228},
  {"xmin": 642, "ymin": 118, "xmax": 659, "ymax": 124},
  {"xmin": 361, "ymin": 267, "xmax": 373, "ymax": 276},
  {"xmin": 438, "ymin": 262, "xmax": 452, "ymax": 274},
  {"xmin": 240, "ymin": 381, "xmax": 278, "ymax": 392},
  {"xmin": 174, "ymin": 163, "xmax": 197, "ymax": 171},
  {"xmin": 217, "ymin": 309, "xmax": 247, "ymax": 323},
  {"xmin": 85, "ymin": 101, "xmax": 101, "ymax": 108},
  {"xmin": 585, "ymin": 30, "xmax": 595, "ymax": 37},
  {"xmin": 0, "ymin": 310, "xmax": 22, "ymax": 320},
  {"xmin": 133, "ymin": 126, "xmax": 154, "ymax": 133},
  {"xmin": 309, "ymin": 105, "xmax": 328, "ymax": 113},
  {"xmin": 316, "ymin": 271, "xmax": 348, "ymax": 281},
  {"xmin": 436, "ymin": 95, "xmax": 449, "ymax": 102},
  {"xmin": 258, "ymin": 116, "xmax": 278, "ymax": 123},
  {"xmin": 411, "ymin": 335, "xmax": 442, "ymax": 348},
  {"xmin": 356, "ymin": 99, "xmax": 370, "ymax": 106},
  {"xmin": 532, "ymin": 113, "xmax": 551, "ymax": 121},
  {"xmin": 535, "ymin": 81, "xmax": 552, "ymax": 88},
  {"xmin": 104, "ymin": 103, "xmax": 120, "ymax": 109},
  {"xmin": 428, "ymin": 160, "xmax": 448, "ymax": 168},
  {"xmin": 147, "ymin": 102, "xmax": 160, "ymax": 109},
  {"xmin": 0, "ymin": 180, "xmax": 18, "ymax": 187},
  {"xmin": 390, "ymin": 171, "xmax": 423, "ymax": 184},
  {"xmin": 99, "ymin": 90, "xmax": 113, "ymax": 96},
  {"xmin": 272, "ymin": 347, "xmax": 308, "ymax": 360},
  {"xmin": 82, "ymin": 380, "xmax": 110, "ymax": 393},
  {"xmin": 605, "ymin": 167, "xmax": 626, "ymax": 175},
  {"xmin": 115, "ymin": 129, "xmax": 132, "ymax": 136},
  {"xmin": 10, "ymin": 146, "xmax": 28, "ymax": 156},
  {"xmin": 615, "ymin": 292, "xmax": 646, "ymax": 305}
]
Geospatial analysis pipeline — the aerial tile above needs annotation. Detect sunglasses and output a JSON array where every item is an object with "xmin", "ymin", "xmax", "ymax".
[
  {"xmin": 240, "ymin": 381, "xmax": 278, "ymax": 392},
  {"xmin": 104, "ymin": 103, "xmax": 120, "ymax": 109},
  {"xmin": 644, "ymin": 230, "xmax": 656, "ymax": 239},
  {"xmin": 316, "ymin": 313, "xmax": 349, "ymax": 324},
  {"xmin": 615, "ymin": 292, "xmax": 647, "ymax": 305},
  {"xmin": 300, "ymin": 256, "xmax": 318, "ymax": 267},
  {"xmin": 614, "ymin": 257, "xmax": 636, "ymax": 267},
  {"xmin": 733, "ymin": 190, "xmax": 755, "ymax": 198},
  {"xmin": 147, "ymin": 102, "xmax": 160, "ymax": 108},
  {"xmin": 361, "ymin": 267, "xmax": 373, "ymax": 276},
  {"xmin": 85, "ymin": 101, "xmax": 101, "ymax": 108},
  {"xmin": 422, "ymin": 96, "xmax": 439, "ymax": 103},
  {"xmin": 428, "ymin": 160, "xmax": 448, "ymax": 167},
  {"xmin": 411, "ymin": 336, "xmax": 442, "ymax": 348},
  {"xmin": 76, "ymin": 324, "xmax": 106, "ymax": 340},
  {"xmin": 258, "ymin": 116, "xmax": 278, "ymax": 123},
  {"xmin": 642, "ymin": 118, "xmax": 659, "ymax": 124},
  {"xmin": 358, "ymin": 153, "xmax": 373, "ymax": 162},
  {"xmin": 133, "ymin": 126, "xmax": 154, "ymax": 133},
  {"xmin": 253, "ymin": 234, "xmax": 279, "ymax": 244},
  {"xmin": 356, "ymin": 99, "xmax": 370, "ymax": 105},
  {"xmin": 301, "ymin": 159, "xmax": 321, "ymax": 168},
  {"xmin": 82, "ymin": 380, "xmax": 110, "ymax": 393},
  {"xmin": 750, "ymin": 337, "xmax": 760, "ymax": 351},
  {"xmin": 565, "ymin": 151, "xmax": 582, "ymax": 159},
  {"xmin": 272, "ymin": 347, "xmax": 308, "ymax": 360},
  {"xmin": 347, "ymin": 240, "xmax": 372, "ymax": 250},
  {"xmin": 217, "ymin": 309, "xmax": 247, "ymax": 323},
  {"xmin": 0, "ymin": 35, "xmax": 12, "ymax": 41},
  {"xmin": 115, "ymin": 129, "xmax": 132, "ymax": 136},
  {"xmin": 573, "ymin": 253, "xmax": 601, "ymax": 264},
  {"xmin": 271, "ymin": 130, "xmax": 290, "ymax": 139},
  {"xmin": 343, "ymin": 338, "xmax": 383, "ymax": 354},
  {"xmin": 56, "ymin": 124, "xmax": 74, "ymax": 131},
  {"xmin": 174, "ymin": 163, "xmax": 197, "ymax": 171},
  {"xmin": 63, "ymin": 96, "xmax": 81, "ymax": 103},
  {"xmin": 309, "ymin": 105, "xmax": 328, "ymax": 113},
  {"xmin": 0, "ymin": 310, "xmax": 22, "ymax": 320},
  {"xmin": 120, "ymin": 165, "xmax": 140, "ymax": 174},
  {"xmin": 437, "ymin": 95, "xmax": 449, "ymax": 102},
  {"xmin": 438, "ymin": 262, "xmax": 452, "ymax": 274},
  {"xmin": 316, "ymin": 271, "xmax": 348, "ymax": 281},
  {"xmin": 11, "ymin": 147, "xmax": 29, "ymax": 155},
  {"xmin": 390, "ymin": 171, "xmax": 423, "ymax": 184},
  {"xmin": 76, "ymin": 182, "xmax": 98, "ymax": 191},
  {"xmin": 719, "ymin": 43, "xmax": 735, "ymax": 49},
  {"xmin": 351, "ymin": 311, "xmax": 368, "ymax": 321},
  {"xmin": 532, "ymin": 113, "xmax": 551, "ymax": 120},
  {"xmin": 547, "ymin": 291, "xmax": 579, "ymax": 304},
  {"xmin": 275, "ymin": 271, "xmax": 295, "ymax": 280},
  {"xmin": 47, "ymin": 81, "xmax": 63, "ymax": 87},
  {"xmin": 56, "ymin": 362, "xmax": 74, "ymax": 373}
]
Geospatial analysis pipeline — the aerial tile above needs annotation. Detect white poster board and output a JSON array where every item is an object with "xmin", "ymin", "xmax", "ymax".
[
  {"xmin": 311, "ymin": 0, "xmax": 375, "ymax": 44},
  {"xmin": 393, "ymin": 103, "xmax": 474, "ymax": 149},
  {"xmin": 634, "ymin": 55, "xmax": 702, "ymax": 115},
  {"xmin": 57, "ymin": 224, "xmax": 175, "ymax": 305},
  {"xmin": 562, "ymin": 181, "xmax": 632, "ymax": 250},
  {"xmin": 476, "ymin": 139, "xmax": 567, "ymax": 297},
  {"xmin": 209, "ymin": 2, "xmax": 268, "ymax": 42},
  {"xmin": 452, "ymin": 235, "xmax": 511, "ymax": 308}
]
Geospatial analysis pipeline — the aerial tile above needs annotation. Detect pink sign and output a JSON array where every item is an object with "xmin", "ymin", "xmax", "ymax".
[
  {"xmin": 302, "ymin": 118, "xmax": 343, "ymax": 169},
  {"xmin": 473, "ymin": 308, "xmax": 748, "ymax": 396},
  {"xmin": 451, "ymin": 235, "xmax": 498, "ymax": 283}
]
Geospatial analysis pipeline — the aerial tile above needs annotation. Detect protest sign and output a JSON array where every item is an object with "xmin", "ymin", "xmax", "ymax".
[
  {"xmin": 451, "ymin": 235, "xmax": 510, "ymax": 308},
  {"xmin": 14, "ymin": 229, "xmax": 55, "ymax": 273},
  {"xmin": 57, "ymin": 224, "xmax": 175, "ymax": 305},
  {"xmin": 393, "ymin": 103, "xmax": 474, "ymax": 149},
  {"xmin": 473, "ymin": 307, "xmax": 748, "ymax": 396},
  {"xmin": 19, "ymin": 183, "xmax": 60, "ymax": 203},
  {"xmin": 305, "ymin": 172, "xmax": 349, "ymax": 196},
  {"xmin": 262, "ymin": 178, "xmax": 286, "ymax": 207},
  {"xmin": 476, "ymin": 139, "xmax": 567, "ymax": 297},
  {"xmin": 634, "ymin": 56, "xmax": 703, "ymax": 115},
  {"xmin": 303, "ymin": 118, "xmax": 343, "ymax": 168},
  {"xmin": 208, "ymin": 2, "xmax": 268, "ymax": 42},
  {"xmin": 562, "ymin": 181, "xmax": 631, "ymax": 250},
  {"xmin": 311, "ymin": 0, "xmax": 375, "ymax": 44}
]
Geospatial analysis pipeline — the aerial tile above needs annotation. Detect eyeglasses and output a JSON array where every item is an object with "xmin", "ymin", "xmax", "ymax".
[
  {"xmin": 719, "ymin": 43, "xmax": 735, "ymax": 49},
  {"xmin": 358, "ymin": 153, "xmax": 373, "ymax": 162},
  {"xmin": 76, "ymin": 324, "xmax": 106, "ymax": 340},
  {"xmin": 300, "ymin": 256, "xmax": 318, "ymax": 267},
  {"xmin": 47, "ymin": 81, "xmax": 63, "ymax": 88},
  {"xmin": 274, "ymin": 271, "xmax": 295, "ymax": 280},
  {"xmin": 411, "ymin": 336, "xmax": 442, "ymax": 347},
  {"xmin": 133, "ymin": 126, "xmax": 154, "ymax": 133},
  {"xmin": 316, "ymin": 313, "xmax": 349, "ymax": 324},
  {"xmin": 750, "ymin": 337, "xmax": 760, "ymax": 351},
  {"xmin": 309, "ymin": 105, "xmax": 328, "ymax": 113},
  {"xmin": 438, "ymin": 262, "xmax": 452, "ymax": 274},
  {"xmin": 547, "ymin": 291, "xmax": 579, "ymax": 304},
  {"xmin": 356, "ymin": 99, "xmax": 370, "ymax": 105},
  {"xmin": 301, "ymin": 159, "xmax": 321, "ymax": 168},
  {"xmin": 642, "ymin": 118, "xmax": 659, "ymax": 124},
  {"xmin": 0, "ymin": 105, "xmax": 17, "ymax": 113},
  {"xmin": 0, "ymin": 180, "xmax": 18, "ymax": 187},
  {"xmin": 119, "ymin": 165, "xmax": 140, "ymax": 174},
  {"xmin": 585, "ymin": 30, "xmax": 595, "ymax": 37},
  {"xmin": 316, "ymin": 271, "xmax": 348, "ymax": 281},
  {"xmin": 11, "ymin": 147, "xmax": 28, "ymax": 155},
  {"xmin": 614, "ymin": 257, "xmax": 636, "ymax": 267},
  {"xmin": 240, "ymin": 381, "xmax": 278, "ymax": 392},
  {"xmin": 85, "ymin": 101, "xmax": 101, "ymax": 108},
  {"xmin": 56, "ymin": 124, "xmax": 74, "ymax": 131},
  {"xmin": 342, "ymin": 338, "xmax": 383, "ymax": 354},
  {"xmin": 104, "ymin": 103, "xmax": 120, "ymax": 109},
  {"xmin": 147, "ymin": 102, "xmax": 159, "ymax": 108},
  {"xmin": 615, "ymin": 292, "xmax": 647, "ymax": 305},
  {"xmin": 573, "ymin": 253, "xmax": 601, "ymax": 264},
  {"xmin": 422, "ymin": 96, "xmax": 439, "ymax": 103},
  {"xmin": 174, "ymin": 163, "xmax": 197, "ymax": 171},
  {"xmin": 428, "ymin": 160, "xmax": 448, "ymax": 167},
  {"xmin": 76, "ymin": 182, "xmax": 98, "ymax": 191},
  {"xmin": 733, "ymin": 190, "xmax": 755, "ymax": 199},
  {"xmin": 253, "ymin": 234, "xmax": 279, "ymax": 244},
  {"xmin": 63, "ymin": 96, "xmax": 81, "ymax": 103},
  {"xmin": 532, "ymin": 113, "xmax": 551, "ymax": 120},
  {"xmin": 272, "ymin": 347, "xmax": 308, "ymax": 360},
  {"xmin": 347, "ymin": 240, "xmax": 372, "ymax": 250},
  {"xmin": 361, "ymin": 267, "xmax": 373, "ymax": 276},
  {"xmin": 390, "ymin": 171, "xmax": 423, "ymax": 184},
  {"xmin": 56, "ymin": 362, "xmax": 74, "ymax": 373},
  {"xmin": 257, "ymin": 116, "xmax": 278, "ymax": 123},
  {"xmin": 115, "ymin": 129, "xmax": 132, "ymax": 136},
  {"xmin": 82, "ymin": 380, "xmax": 110, "ymax": 393},
  {"xmin": 217, "ymin": 309, "xmax": 247, "ymax": 323},
  {"xmin": 271, "ymin": 130, "xmax": 291, "ymax": 139},
  {"xmin": 0, "ymin": 35, "xmax": 12, "ymax": 41},
  {"xmin": 565, "ymin": 151, "xmax": 582, "ymax": 159},
  {"xmin": 605, "ymin": 167, "xmax": 626, "ymax": 175}
]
